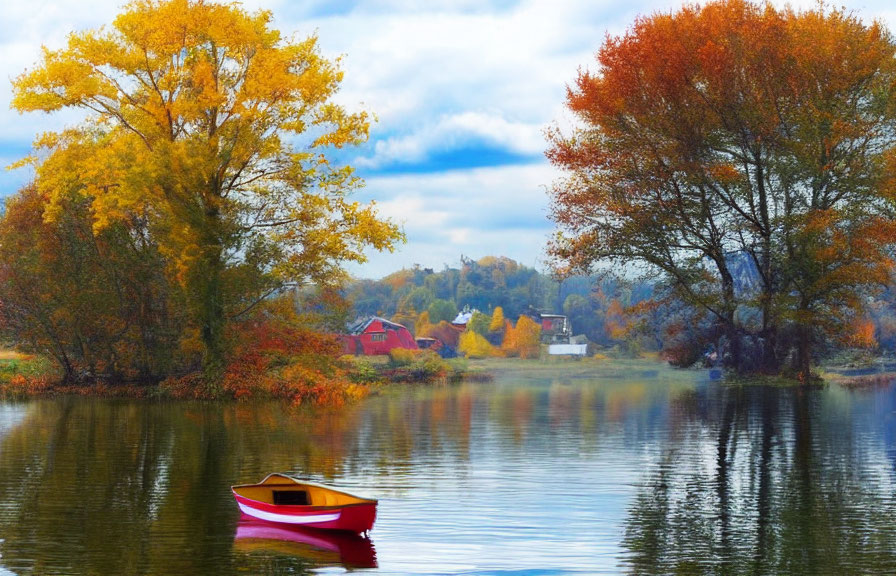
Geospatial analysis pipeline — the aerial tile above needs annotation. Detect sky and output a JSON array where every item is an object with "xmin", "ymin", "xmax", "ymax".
[{"xmin": 2, "ymin": 0, "xmax": 896, "ymax": 279}]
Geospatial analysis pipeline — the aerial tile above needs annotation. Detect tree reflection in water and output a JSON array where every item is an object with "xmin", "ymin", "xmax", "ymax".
[
  {"xmin": 1, "ymin": 366, "xmax": 896, "ymax": 574},
  {"xmin": 622, "ymin": 385, "xmax": 896, "ymax": 575}
]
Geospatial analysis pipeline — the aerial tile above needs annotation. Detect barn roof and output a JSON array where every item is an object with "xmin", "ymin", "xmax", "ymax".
[{"xmin": 346, "ymin": 316, "xmax": 410, "ymax": 335}]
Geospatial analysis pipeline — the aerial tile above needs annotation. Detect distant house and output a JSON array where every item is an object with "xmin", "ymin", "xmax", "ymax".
[
  {"xmin": 539, "ymin": 314, "xmax": 571, "ymax": 343},
  {"xmin": 523, "ymin": 310, "xmax": 572, "ymax": 344},
  {"xmin": 340, "ymin": 317, "xmax": 418, "ymax": 355},
  {"xmin": 451, "ymin": 306, "xmax": 476, "ymax": 329}
]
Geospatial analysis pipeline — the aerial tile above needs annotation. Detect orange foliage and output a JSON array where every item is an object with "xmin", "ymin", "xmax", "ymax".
[
  {"xmin": 423, "ymin": 321, "xmax": 462, "ymax": 349},
  {"xmin": 161, "ymin": 320, "xmax": 369, "ymax": 406},
  {"xmin": 846, "ymin": 318, "xmax": 877, "ymax": 349},
  {"xmin": 604, "ymin": 299, "xmax": 628, "ymax": 341},
  {"xmin": 547, "ymin": 0, "xmax": 896, "ymax": 375},
  {"xmin": 502, "ymin": 316, "xmax": 542, "ymax": 359}
]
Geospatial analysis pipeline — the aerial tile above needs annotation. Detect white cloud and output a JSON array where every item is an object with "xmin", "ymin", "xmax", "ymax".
[
  {"xmin": 347, "ymin": 162, "xmax": 558, "ymax": 277},
  {"xmin": 4, "ymin": 0, "xmax": 896, "ymax": 280}
]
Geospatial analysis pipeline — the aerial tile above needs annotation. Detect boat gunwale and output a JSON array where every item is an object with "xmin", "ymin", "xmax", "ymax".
[{"xmin": 231, "ymin": 473, "xmax": 378, "ymax": 506}]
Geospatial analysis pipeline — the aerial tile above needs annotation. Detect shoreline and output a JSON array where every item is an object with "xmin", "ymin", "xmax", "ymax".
[{"xmin": 3, "ymin": 351, "xmax": 895, "ymax": 401}]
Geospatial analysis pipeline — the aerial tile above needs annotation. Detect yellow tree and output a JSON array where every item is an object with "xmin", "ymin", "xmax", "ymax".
[
  {"xmin": 12, "ymin": 0, "xmax": 402, "ymax": 373},
  {"xmin": 488, "ymin": 306, "xmax": 506, "ymax": 343},
  {"xmin": 458, "ymin": 330, "xmax": 501, "ymax": 359},
  {"xmin": 502, "ymin": 316, "xmax": 542, "ymax": 359}
]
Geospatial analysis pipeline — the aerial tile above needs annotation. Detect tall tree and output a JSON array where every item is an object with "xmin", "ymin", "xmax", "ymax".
[
  {"xmin": 12, "ymin": 0, "xmax": 402, "ymax": 374},
  {"xmin": 547, "ymin": 0, "xmax": 896, "ymax": 378}
]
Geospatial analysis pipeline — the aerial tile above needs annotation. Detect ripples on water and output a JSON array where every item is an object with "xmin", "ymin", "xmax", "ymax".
[{"xmin": 0, "ymin": 363, "xmax": 895, "ymax": 574}]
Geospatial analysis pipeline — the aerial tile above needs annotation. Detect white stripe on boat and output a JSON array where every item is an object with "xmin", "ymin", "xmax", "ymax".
[{"xmin": 238, "ymin": 502, "xmax": 341, "ymax": 525}]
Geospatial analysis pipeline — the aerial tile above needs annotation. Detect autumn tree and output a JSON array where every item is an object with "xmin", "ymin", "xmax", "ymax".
[
  {"xmin": 0, "ymin": 186, "xmax": 178, "ymax": 382},
  {"xmin": 12, "ymin": 0, "xmax": 401, "ymax": 375},
  {"xmin": 488, "ymin": 306, "xmax": 506, "ymax": 344},
  {"xmin": 414, "ymin": 311, "xmax": 433, "ymax": 338},
  {"xmin": 548, "ymin": 0, "xmax": 896, "ymax": 378},
  {"xmin": 502, "ymin": 316, "xmax": 542, "ymax": 359},
  {"xmin": 488, "ymin": 307, "xmax": 506, "ymax": 333},
  {"xmin": 458, "ymin": 330, "xmax": 501, "ymax": 359}
]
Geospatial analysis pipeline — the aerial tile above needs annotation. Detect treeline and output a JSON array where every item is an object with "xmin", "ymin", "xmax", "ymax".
[
  {"xmin": 349, "ymin": 254, "xmax": 896, "ymax": 367},
  {"xmin": 344, "ymin": 255, "xmax": 653, "ymax": 348}
]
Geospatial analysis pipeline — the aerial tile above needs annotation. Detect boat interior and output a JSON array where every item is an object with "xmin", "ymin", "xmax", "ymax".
[{"xmin": 234, "ymin": 474, "xmax": 374, "ymax": 507}]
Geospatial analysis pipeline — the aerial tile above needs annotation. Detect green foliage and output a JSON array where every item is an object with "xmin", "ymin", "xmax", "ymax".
[
  {"xmin": 343, "ymin": 356, "xmax": 381, "ymax": 384},
  {"xmin": 346, "ymin": 257, "xmax": 558, "ymax": 321},
  {"xmin": 399, "ymin": 286, "xmax": 435, "ymax": 315},
  {"xmin": 427, "ymin": 299, "xmax": 458, "ymax": 324},
  {"xmin": 468, "ymin": 311, "xmax": 491, "ymax": 336}
]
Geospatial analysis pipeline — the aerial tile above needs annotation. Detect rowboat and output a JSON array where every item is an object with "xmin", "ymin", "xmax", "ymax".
[{"xmin": 231, "ymin": 473, "xmax": 377, "ymax": 534}]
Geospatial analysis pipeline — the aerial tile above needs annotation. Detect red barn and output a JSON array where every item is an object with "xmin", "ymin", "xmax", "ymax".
[{"xmin": 340, "ymin": 317, "xmax": 419, "ymax": 355}]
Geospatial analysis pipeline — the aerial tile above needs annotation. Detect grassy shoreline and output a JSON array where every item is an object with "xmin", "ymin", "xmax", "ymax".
[
  {"xmin": 0, "ymin": 348, "xmax": 493, "ymax": 402},
  {"xmin": 3, "ymin": 347, "xmax": 895, "ymax": 401}
]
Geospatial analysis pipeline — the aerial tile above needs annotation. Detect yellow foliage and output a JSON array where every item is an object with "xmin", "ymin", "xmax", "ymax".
[
  {"xmin": 502, "ymin": 316, "xmax": 542, "ymax": 359},
  {"xmin": 458, "ymin": 330, "xmax": 502, "ymax": 359},
  {"xmin": 387, "ymin": 347, "xmax": 418, "ymax": 366},
  {"xmin": 11, "ymin": 0, "xmax": 403, "ymax": 369},
  {"xmin": 415, "ymin": 311, "xmax": 433, "ymax": 338},
  {"xmin": 489, "ymin": 306, "xmax": 506, "ymax": 333}
]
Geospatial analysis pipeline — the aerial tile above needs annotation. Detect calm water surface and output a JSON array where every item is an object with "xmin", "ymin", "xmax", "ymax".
[{"xmin": 0, "ymin": 361, "xmax": 895, "ymax": 575}]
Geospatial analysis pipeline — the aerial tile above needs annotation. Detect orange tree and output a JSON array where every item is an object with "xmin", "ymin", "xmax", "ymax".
[
  {"xmin": 12, "ymin": 0, "xmax": 402, "ymax": 377},
  {"xmin": 547, "ymin": 0, "xmax": 896, "ymax": 378},
  {"xmin": 502, "ymin": 316, "xmax": 542, "ymax": 359}
]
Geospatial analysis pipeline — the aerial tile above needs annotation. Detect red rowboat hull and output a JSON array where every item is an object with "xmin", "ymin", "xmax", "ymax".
[{"xmin": 233, "ymin": 492, "xmax": 377, "ymax": 533}]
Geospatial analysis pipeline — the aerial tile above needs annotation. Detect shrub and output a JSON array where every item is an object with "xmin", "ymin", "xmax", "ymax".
[
  {"xmin": 388, "ymin": 347, "xmax": 418, "ymax": 366},
  {"xmin": 459, "ymin": 330, "xmax": 502, "ymax": 358},
  {"xmin": 383, "ymin": 349, "xmax": 456, "ymax": 382},
  {"xmin": 162, "ymin": 317, "xmax": 370, "ymax": 406}
]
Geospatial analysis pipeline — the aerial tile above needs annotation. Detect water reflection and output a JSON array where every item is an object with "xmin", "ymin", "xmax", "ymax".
[
  {"xmin": 623, "ymin": 384, "xmax": 896, "ymax": 575},
  {"xmin": 0, "ymin": 365, "xmax": 894, "ymax": 574},
  {"xmin": 234, "ymin": 520, "xmax": 376, "ymax": 569}
]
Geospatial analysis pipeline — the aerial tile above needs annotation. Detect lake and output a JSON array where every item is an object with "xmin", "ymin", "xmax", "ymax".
[{"xmin": 0, "ymin": 359, "xmax": 895, "ymax": 575}]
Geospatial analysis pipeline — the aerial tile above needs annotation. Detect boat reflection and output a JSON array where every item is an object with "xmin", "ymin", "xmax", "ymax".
[{"xmin": 233, "ymin": 519, "xmax": 377, "ymax": 569}]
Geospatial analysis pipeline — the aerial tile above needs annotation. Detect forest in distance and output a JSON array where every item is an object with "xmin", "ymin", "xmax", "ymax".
[{"xmin": 343, "ymin": 254, "xmax": 896, "ymax": 371}]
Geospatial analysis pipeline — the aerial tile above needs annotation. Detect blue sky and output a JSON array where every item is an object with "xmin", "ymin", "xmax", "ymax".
[{"xmin": 3, "ymin": 0, "xmax": 896, "ymax": 279}]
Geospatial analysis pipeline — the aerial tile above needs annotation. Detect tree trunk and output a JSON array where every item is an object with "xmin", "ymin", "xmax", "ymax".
[
  {"xmin": 200, "ymin": 253, "xmax": 225, "ymax": 375},
  {"xmin": 198, "ymin": 206, "xmax": 226, "ymax": 379},
  {"xmin": 795, "ymin": 321, "xmax": 812, "ymax": 382},
  {"xmin": 755, "ymin": 155, "xmax": 779, "ymax": 374},
  {"xmin": 716, "ymin": 257, "xmax": 741, "ymax": 371}
]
